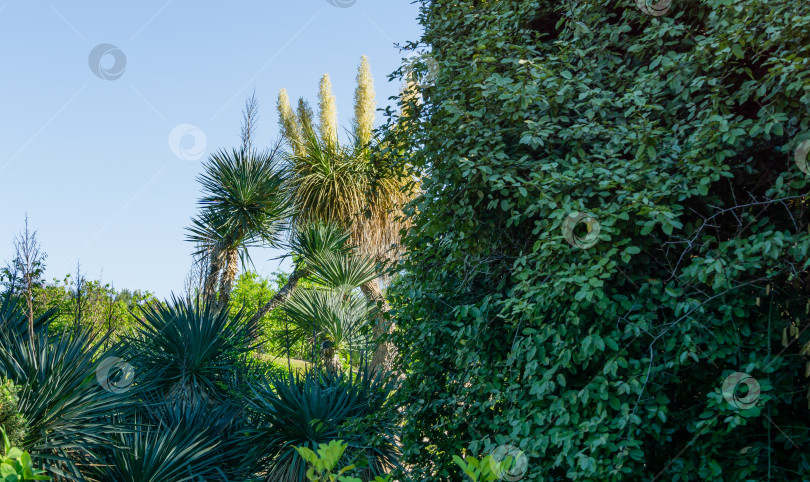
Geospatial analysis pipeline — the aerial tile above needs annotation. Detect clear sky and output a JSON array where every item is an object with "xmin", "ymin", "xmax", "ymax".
[{"xmin": 0, "ymin": 0, "xmax": 422, "ymax": 298}]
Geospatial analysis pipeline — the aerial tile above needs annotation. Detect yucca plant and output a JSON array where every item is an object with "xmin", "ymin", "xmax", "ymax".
[
  {"xmin": 278, "ymin": 60, "xmax": 413, "ymax": 265},
  {"xmin": 91, "ymin": 398, "xmax": 250, "ymax": 482},
  {"xmin": 187, "ymin": 145, "xmax": 290, "ymax": 308},
  {"xmin": 0, "ymin": 296, "xmax": 128, "ymax": 480},
  {"xmin": 277, "ymin": 57, "xmax": 416, "ymax": 371},
  {"xmin": 245, "ymin": 367, "xmax": 400, "ymax": 482},
  {"xmin": 125, "ymin": 296, "xmax": 259, "ymax": 405},
  {"xmin": 284, "ymin": 287, "xmax": 374, "ymax": 372},
  {"xmin": 249, "ymin": 221, "xmax": 353, "ymax": 325}
]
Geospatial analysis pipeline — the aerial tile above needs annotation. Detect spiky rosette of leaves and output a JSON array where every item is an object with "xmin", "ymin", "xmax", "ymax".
[
  {"xmin": 126, "ymin": 296, "xmax": 259, "ymax": 404},
  {"xmin": 0, "ymin": 303, "xmax": 128, "ymax": 480},
  {"xmin": 245, "ymin": 367, "xmax": 400, "ymax": 482}
]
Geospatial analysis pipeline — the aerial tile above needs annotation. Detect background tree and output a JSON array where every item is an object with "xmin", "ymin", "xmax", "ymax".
[{"xmin": 1, "ymin": 216, "xmax": 47, "ymax": 348}]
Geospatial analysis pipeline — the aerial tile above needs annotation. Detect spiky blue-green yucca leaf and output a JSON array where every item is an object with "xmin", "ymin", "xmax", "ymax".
[{"xmin": 91, "ymin": 398, "xmax": 248, "ymax": 482}]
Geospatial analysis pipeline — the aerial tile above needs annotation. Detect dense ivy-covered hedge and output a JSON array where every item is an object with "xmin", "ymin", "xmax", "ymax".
[{"xmin": 387, "ymin": 0, "xmax": 810, "ymax": 479}]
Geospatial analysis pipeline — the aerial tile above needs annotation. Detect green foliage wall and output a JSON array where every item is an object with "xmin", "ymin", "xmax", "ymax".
[{"xmin": 388, "ymin": 0, "xmax": 810, "ymax": 479}]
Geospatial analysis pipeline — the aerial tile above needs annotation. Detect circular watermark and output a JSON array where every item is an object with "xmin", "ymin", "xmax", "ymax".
[
  {"xmin": 169, "ymin": 124, "xmax": 207, "ymax": 161},
  {"xmin": 326, "ymin": 0, "xmax": 356, "ymax": 7},
  {"xmin": 489, "ymin": 445, "xmax": 528, "ymax": 481},
  {"xmin": 562, "ymin": 212, "xmax": 601, "ymax": 249},
  {"xmin": 636, "ymin": 0, "xmax": 671, "ymax": 16},
  {"xmin": 88, "ymin": 43, "xmax": 127, "ymax": 80},
  {"xmin": 795, "ymin": 138, "xmax": 810, "ymax": 175},
  {"xmin": 722, "ymin": 372, "xmax": 760, "ymax": 410},
  {"xmin": 96, "ymin": 357, "xmax": 135, "ymax": 394}
]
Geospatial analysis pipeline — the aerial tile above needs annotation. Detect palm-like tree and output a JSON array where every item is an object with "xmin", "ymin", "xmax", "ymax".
[
  {"xmin": 271, "ymin": 56, "xmax": 416, "ymax": 370},
  {"xmin": 248, "ymin": 221, "xmax": 353, "ymax": 325},
  {"xmin": 278, "ymin": 58, "xmax": 413, "ymax": 263},
  {"xmin": 187, "ymin": 146, "xmax": 289, "ymax": 309},
  {"xmin": 284, "ymin": 287, "xmax": 373, "ymax": 373}
]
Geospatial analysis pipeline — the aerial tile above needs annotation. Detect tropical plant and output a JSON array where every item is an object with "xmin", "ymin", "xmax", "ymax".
[
  {"xmin": 90, "ymin": 399, "xmax": 248, "ymax": 482},
  {"xmin": 284, "ymin": 287, "xmax": 374, "ymax": 372},
  {"xmin": 245, "ymin": 367, "xmax": 399, "ymax": 481},
  {"xmin": 0, "ymin": 427, "xmax": 48, "ymax": 481},
  {"xmin": 275, "ymin": 57, "xmax": 417, "ymax": 370},
  {"xmin": 278, "ymin": 57, "xmax": 412, "ymax": 262},
  {"xmin": 125, "ymin": 296, "xmax": 259, "ymax": 404},
  {"xmin": 187, "ymin": 145, "xmax": 289, "ymax": 309},
  {"xmin": 0, "ymin": 381, "xmax": 26, "ymax": 449},
  {"xmin": 0, "ymin": 301, "xmax": 126, "ymax": 479},
  {"xmin": 249, "ymin": 221, "xmax": 353, "ymax": 325}
]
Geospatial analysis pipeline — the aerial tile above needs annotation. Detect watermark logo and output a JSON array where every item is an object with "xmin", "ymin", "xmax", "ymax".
[
  {"xmin": 404, "ymin": 53, "xmax": 440, "ymax": 87},
  {"xmin": 795, "ymin": 138, "xmax": 810, "ymax": 175},
  {"xmin": 636, "ymin": 0, "xmax": 671, "ymax": 16},
  {"xmin": 722, "ymin": 372, "xmax": 760, "ymax": 410},
  {"xmin": 169, "ymin": 124, "xmax": 207, "ymax": 161},
  {"xmin": 96, "ymin": 357, "xmax": 135, "ymax": 394},
  {"xmin": 326, "ymin": 0, "xmax": 357, "ymax": 7},
  {"xmin": 489, "ymin": 444, "xmax": 528, "ymax": 481},
  {"xmin": 562, "ymin": 212, "xmax": 601, "ymax": 249},
  {"xmin": 88, "ymin": 43, "xmax": 127, "ymax": 80}
]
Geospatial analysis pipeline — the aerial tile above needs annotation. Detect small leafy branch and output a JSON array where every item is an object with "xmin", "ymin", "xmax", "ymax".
[
  {"xmin": 295, "ymin": 440, "xmax": 391, "ymax": 482},
  {"xmin": 453, "ymin": 454, "xmax": 516, "ymax": 482},
  {"xmin": 0, "ymin": 427, "xmax": 49, "ymax": 481}
]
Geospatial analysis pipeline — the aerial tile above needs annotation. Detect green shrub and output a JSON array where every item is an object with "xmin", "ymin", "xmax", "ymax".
[
  {"xmin": 0, "ymin": 380, "xmax": 26, "ymax": 449},
  {"xmin": 0, "ymin": 427, "xmax": 48, "ymax": 481},
  {"xmin": 295, "ymin": 440, "xmax": 392, "ymax": 482},
  {"xmin": 387, "ymin": 0, "xmax": 810, "ymax": 479}
]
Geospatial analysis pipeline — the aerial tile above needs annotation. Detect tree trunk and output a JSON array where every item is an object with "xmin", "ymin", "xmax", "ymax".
[
  {"xmin": 203, "ymin": 247, "xmax": 223, "ymax": 303},
  {"xmin": 321, "ymin": 345, "xmax": 342, "ymax": 374},
  {"xmin": 248, "ymin": 267, "xmax": 307, "ymax": 326},
  {"xmin": 361, "ymin": 279, "xmax": 395, "ymax": 373},
  {"xmin": 25, "ymin": 282, "xmax": 34, "ymax": 351},
  {"xmin": 217, "ymin": 248, "xmax": 239, "ymax": 309}
]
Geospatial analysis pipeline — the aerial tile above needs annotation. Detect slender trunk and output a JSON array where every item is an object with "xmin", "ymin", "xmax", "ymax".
[
  {"xmin": 248, "ymin": 267, "xmax": 307, "ymax": 326},
  {"xmin": 217, "ymin": 248, "xmax": 239, "ymax": 309},
  {"xmin": 203, "ymin": 247, "xmax": 223, "ymax": 303},
  {"xmin": 322, "ymin": 346, "xmax": 341, "ymax": 373},
  {"xmin": 361, "ymin": 279, "xmax": 395, "ymax": 373},
  {"xmin": 25, "ymin": 283, "xmax": 34, "ymax": 350}
]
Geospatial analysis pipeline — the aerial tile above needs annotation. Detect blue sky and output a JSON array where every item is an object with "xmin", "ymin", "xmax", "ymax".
[{"xmin": 0, "ymin": 0, "xmax": 421, "ymax": 298}]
